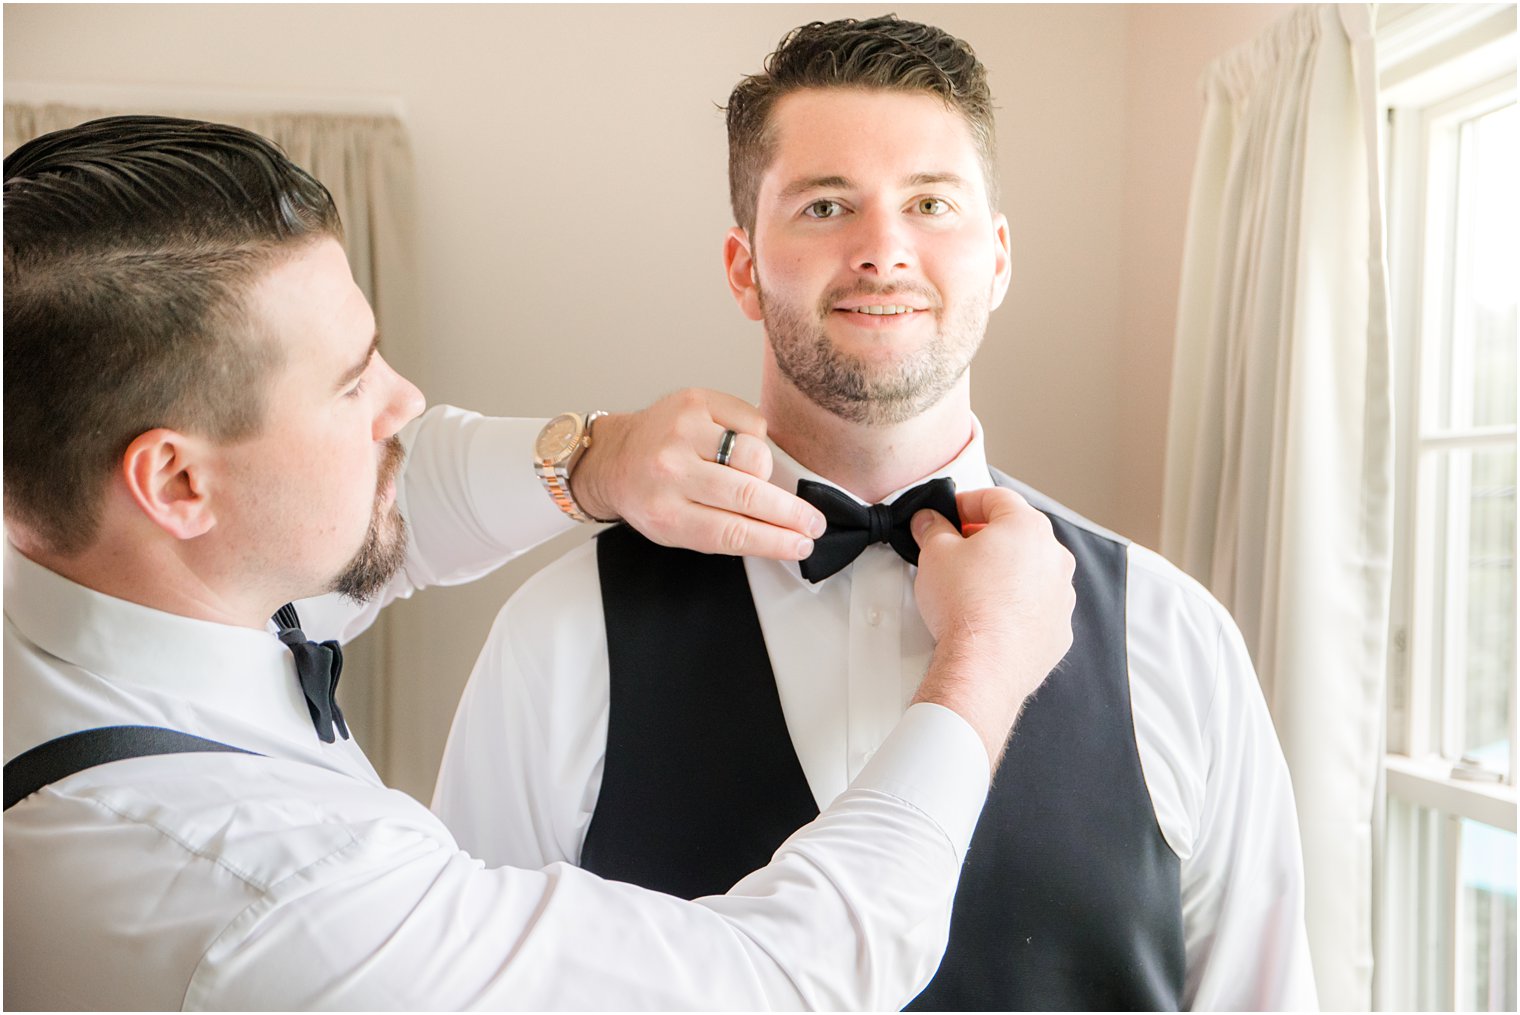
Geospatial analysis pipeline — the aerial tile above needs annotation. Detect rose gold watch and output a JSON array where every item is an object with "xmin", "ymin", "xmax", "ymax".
[{"xmin": 534, "ymin": 411, "xmax": 608, "ymax": 523}]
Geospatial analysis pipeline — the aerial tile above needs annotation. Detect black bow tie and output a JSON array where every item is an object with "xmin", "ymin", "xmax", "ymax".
[
  {"xmin": 273, "ymin": 603, "xmax": 349, "ymax": 744},
  {"xmin": 796, "ymin": 477, "xmax": 961, "ymax": 583}
]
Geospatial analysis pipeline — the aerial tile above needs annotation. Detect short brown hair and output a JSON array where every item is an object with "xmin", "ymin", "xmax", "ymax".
[
  {"xmin": 3, "ymin": 115, "xmax": 343, "ymax": 555},
  {"xmin": 725, "ymin": 15, "xmax": 998, "ymax": 233}
]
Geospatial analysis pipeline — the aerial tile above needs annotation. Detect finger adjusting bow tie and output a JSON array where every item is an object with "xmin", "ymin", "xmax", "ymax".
[
  {"xmin": 273, "ymin": 603, "xmax": 350, "ymax": 744},
  {"xmin": 796, "ymin": 477, "xmax": 960, "ymax": 583}
]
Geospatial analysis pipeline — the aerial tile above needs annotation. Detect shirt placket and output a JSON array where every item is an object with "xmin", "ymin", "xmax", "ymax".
[{"xmin": 846, "ymin": 547, "xmax": 907, "ymax": 782}]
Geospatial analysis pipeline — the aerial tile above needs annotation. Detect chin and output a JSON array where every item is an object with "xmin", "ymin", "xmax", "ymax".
[{"xmin": 329, "ymin": 506, "xmax": 408, "ymax": 604}]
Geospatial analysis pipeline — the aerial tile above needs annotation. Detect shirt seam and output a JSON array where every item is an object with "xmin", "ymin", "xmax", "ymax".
[
  {"xmin": 66, "ymin": 784, "xmax": 361, "ymax": 893},
  {"xmin": 183, "ymin": 826, "xmax": 433, "ymax": 1010}
]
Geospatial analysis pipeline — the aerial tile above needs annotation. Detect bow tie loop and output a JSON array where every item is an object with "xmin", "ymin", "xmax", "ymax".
[
  {"xmin": 796, "ymin": 477, "xmax": 961, "ymax": 583},
  {"xmin": 274, "ymin": 608, "xmax": 350, "ymax": 744},
  {"xmin": 865, "ymin": 502, "xmax": 895, "ymax": 546}
]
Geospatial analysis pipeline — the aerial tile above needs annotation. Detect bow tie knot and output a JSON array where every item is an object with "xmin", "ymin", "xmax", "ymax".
[
  {"xmin": 796, "ymin": 476, "xmax": 961, "ymax": 583},
  {"xmin": 865, "ymin": 502, "xmax": 896, "ymax": 546},
  {"xmin": 274, "ymin": 605, "xmax": 350, "ymax": 744}
]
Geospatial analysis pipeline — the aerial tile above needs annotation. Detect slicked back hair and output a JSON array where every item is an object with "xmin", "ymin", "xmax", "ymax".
[
  {"xmin": 3, "ymin": 115, "xmax": 343, "ymax": 556},
  {"xmin": 725, "ymin": 15, "xmax": 998, "ymax": 234}
]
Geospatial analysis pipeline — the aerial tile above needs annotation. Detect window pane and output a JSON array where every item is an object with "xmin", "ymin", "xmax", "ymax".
[
  {"xmin": 1428, "ymin": 446, "xmax": 1516, "ymax": 768},
  {"xmin": 1437, "ymin": 101, "xmax": 1517, "ymax": 432},
  {"xmin": 1459, "ymin": 820, "xmax": 1517, "ymax": 1011}
]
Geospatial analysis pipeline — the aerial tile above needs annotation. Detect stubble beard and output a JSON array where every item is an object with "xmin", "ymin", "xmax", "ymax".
[
  {"xmin": 757, "ymin": 277, "xmax": 990, "ymax": 427},
  {"xmin": 330, "ymin": 435, "xmax": 408, "ymax": 604}
]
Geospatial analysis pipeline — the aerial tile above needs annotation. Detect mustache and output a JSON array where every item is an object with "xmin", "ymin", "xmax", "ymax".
[{"xmin": 376, "ymin": 435, "xmax": 405, "ymax": 498}]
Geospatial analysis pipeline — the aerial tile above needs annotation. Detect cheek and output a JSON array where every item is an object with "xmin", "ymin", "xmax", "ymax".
[
  {"xmin": 929, "ymin": 229, "xmax": 1000, "ymax": 292},
  {"xmin": 756, "ymin": 234, "xmax": 830, "ymax": 290}
]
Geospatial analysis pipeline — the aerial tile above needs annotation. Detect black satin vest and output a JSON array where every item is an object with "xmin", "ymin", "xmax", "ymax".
[{"xmin": 581, "ymin": 472, "xmax": 1186, "ymax": 1010}]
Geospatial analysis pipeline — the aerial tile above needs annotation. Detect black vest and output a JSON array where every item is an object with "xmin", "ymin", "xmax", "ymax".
[{"xmin": 582, "ymin": 473, "xmax": 1186, "ymax": 1010}]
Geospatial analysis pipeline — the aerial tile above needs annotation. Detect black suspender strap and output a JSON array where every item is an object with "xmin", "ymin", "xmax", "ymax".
[{"xmin": 4, "ymin": 725, "xmax": 259, "ymax": 811}]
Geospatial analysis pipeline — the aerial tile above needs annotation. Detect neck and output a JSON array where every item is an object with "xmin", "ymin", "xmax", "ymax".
[
  {"xmin": 9, "ymin": 522, "xmax": 283, "ymax": 631},
  {"xmin": 760, "ymin": 372, "xmax": 975, "ymax": 504}
]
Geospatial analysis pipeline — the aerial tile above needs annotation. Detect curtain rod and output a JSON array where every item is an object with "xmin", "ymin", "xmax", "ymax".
[{"xmin": 3, "ymin": 80, "xmax": 406, "ymax": 121}]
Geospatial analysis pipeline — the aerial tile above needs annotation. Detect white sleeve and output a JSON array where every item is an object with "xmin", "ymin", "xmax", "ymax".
[
  {"xmin": 1180, "ymin": 606, "xmax": 1319, "ymax": 1010},
  {"xmin": 294, "ymin": 404, "xmax": 574, "ymax": 643},
  {"xmin": 1127, "ymin": 545, "xmax": 1318, "ymax": 1012},
  {"xmin": 200, "ymin": 706, "xmax": 989, "ymax": 1011}
]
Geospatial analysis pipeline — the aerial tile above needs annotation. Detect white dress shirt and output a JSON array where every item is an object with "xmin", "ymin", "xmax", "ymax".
[
  {"xmin": 435, "ymin": 417, "xmax": 1320, "ymax": 1011},
  {"xmin": 3, "ymin": 404, "xmax": 991, "ymax": 1012}
]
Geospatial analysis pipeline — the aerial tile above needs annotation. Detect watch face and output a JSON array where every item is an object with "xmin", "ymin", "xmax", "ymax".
[{"xmin": 537, "ymin": 413, "xmax": 582, "ymax": 460}]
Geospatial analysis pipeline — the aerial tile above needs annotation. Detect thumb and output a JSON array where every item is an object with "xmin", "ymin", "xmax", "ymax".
[{"xmin": 912, "ymin": 508, "xmax": 960, "ymax": 548}]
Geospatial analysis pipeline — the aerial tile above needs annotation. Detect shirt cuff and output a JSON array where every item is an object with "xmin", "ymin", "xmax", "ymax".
[
  {"xmin": 849, "ymin": 702, "xmax": 989, "ymax": 858},
  {"xmin": 459, "ymin": 413, "xmax": 578, "ymax": 551}
]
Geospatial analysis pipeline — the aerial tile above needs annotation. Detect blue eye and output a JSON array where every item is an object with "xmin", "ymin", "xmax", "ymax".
[{"xmin": 804, "ymin": 199, "xmax": 843, "ymax": 219}]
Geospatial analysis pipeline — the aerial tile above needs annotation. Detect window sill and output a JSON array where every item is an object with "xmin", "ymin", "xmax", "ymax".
[{"xmin": 1384, "ymin": 754, "xmax": 1517, "ymax": 830}]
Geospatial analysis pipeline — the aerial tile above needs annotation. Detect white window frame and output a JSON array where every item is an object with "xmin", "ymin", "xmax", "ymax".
[{"xmin": 1376, "ymin": 4, "xmax": 1518, "ymax": 1012}]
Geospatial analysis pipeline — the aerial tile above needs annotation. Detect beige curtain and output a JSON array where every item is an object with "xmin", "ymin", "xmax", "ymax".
[
  {"xmin": 1159, "ymin": 4, "xmax": 1392, "ymax": 1009},
  {"xmin": 4, "ymin": 103, "xmax": 419, "ymax": 780}
]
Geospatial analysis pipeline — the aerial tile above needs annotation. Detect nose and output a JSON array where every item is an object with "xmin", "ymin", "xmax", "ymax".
[
  {"xmin": 850, "ymin": 205, "xmax": 914, "ymax": 277},
  {"xmin": 372, "ymin": 353, "xmax": 426, "ymax": 440}
]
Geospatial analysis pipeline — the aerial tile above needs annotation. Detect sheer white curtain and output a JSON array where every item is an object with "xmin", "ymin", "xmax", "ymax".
[
  {"xmin": 3, "ymin": 104, "xmax": 420, "ymax": 780},
  {"xmin": 1159, "ymin": 5, "xmax": 1392, "ymax": 1009}
]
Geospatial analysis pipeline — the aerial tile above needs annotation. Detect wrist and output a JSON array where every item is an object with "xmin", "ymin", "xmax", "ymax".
[
  {"xmin": 913, "ymin": 629, "xmax": 1024, "ymax": 772},
  {"xmin": 569, "ymin": 411, "xmax": 627, "ymax": 523}
]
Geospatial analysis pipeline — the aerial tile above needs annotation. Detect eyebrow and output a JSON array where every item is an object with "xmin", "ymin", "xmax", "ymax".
[
  {"xmin": 778, "ymin": 175, "xmax": 851, "ymax": 201},
  {"xmin": 336, "ymin": 333, "xmax": 380, "ymax": 393},
  {"xmin": 777, "ymin": 172, "xmax": 975, "ymax": 202},
  {"xmin": 904, "ymin": 171, "xmax": 973, "ymax": 192}
]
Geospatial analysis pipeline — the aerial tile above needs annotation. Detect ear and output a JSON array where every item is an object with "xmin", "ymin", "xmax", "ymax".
[
  {"xmin": 723, "ymin": 226, "xmax": 764, "ymax": 322},
  {"xmin": 121, "ymin": 429, "xmax": 217, "ymax": 540},
  {"xmin": 989, "ymin": 213, "xmax": 1012, "ymax": 311}
]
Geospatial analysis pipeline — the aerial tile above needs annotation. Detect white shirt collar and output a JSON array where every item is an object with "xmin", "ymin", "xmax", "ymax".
[
  {"xmin": 765, "ymin": 415, "xmax": 996, "ymax": 588},
  {"xmin": 4, "ymin": 540, "xmax": 317, "ymax": 744}
]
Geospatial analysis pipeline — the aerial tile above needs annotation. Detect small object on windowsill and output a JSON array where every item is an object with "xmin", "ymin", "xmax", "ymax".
[{"xmin": 1450, "ymin": 754, "xmax": 1506, "ymax": 783}]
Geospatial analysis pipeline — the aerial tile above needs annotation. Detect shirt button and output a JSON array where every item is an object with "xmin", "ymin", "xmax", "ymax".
[{"xmin": 867, "ymin": 608, "xmax": 883, "ymax": 627}]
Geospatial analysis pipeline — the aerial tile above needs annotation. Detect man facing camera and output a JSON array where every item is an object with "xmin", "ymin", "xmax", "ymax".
[{"xmin": 436, "ymin": 15, "xmax": 1317, "ymax": 1012}]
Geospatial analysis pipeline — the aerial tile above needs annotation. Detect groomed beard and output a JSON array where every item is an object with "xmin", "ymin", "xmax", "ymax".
[
  {"xmin": 330, "ymin": 435, "xmax": 408, "ymax": 604},
  {"xmin": 758, "ymin": 276, "xmax": 990, "ymax": 427}
]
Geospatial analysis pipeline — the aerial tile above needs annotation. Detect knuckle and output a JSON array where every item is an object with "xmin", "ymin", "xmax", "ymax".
[
  {"xmin": 718, "ymin": 520, "xmax": 749, "ymax": 555},
  {"xmin": 732, "ymin": 478, "xmax": 761, "ymax": 514},
  {"xmin": 651, "ymin": 450, "xmax": 682, "ymax": 482}
]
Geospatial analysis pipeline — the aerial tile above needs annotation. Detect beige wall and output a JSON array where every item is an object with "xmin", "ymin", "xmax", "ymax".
[{"xmin": 5, "ymin": 3, "xmax": 1289, "ymax": 799}]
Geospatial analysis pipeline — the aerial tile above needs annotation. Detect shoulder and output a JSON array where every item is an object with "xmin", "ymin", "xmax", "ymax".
[
  {"xmin": 5, "ymin": 753, "xmax": 467, "ymax": 1010},
  {"xmin": 487, "ymin": 536, "xmax": 606, "ymax": 665},
  {"xmin": 986, "ymin": 467, "xmax": 1246, "ymax": 686},
  {"xmin": 464, "ymin": 535, "xmax": 609, "ymax": 725},
  {"xmin": 989, "ymin": 468, "xmax": 1128, "ymax": 548},
  {"xmin": 6, "ymin": 751, "xmax": 453, "ymax": 902}
]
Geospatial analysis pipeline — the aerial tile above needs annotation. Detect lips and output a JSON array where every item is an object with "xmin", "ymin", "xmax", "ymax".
[{"xmin": 826, "ymin": 284, "xmax": 938, "ymax": 319}]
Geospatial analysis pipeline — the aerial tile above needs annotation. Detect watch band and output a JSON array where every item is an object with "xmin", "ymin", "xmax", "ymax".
[{"xmin": 536, "ymin": 410, "xmax": 609, "ymax": 523}]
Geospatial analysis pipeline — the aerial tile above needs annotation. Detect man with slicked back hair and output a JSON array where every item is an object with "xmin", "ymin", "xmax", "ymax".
[{"xmin": 438, "ymin": 16, "xmax": 1319, "ymax": 1011}]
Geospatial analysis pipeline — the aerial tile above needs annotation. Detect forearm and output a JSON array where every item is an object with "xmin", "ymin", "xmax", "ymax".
[
  {"xmin": 210, "ymin": 706, "xmax": 988, "ymax": 1011},
  {"xmin": 396, "ymin": 405, "xmax": 571, "ymax": 583}
]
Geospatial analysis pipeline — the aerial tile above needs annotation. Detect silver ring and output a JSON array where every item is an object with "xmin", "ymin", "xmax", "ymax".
[{"xmin": 716, "ymin": 429, "xmax": 738, "ymax": 467}]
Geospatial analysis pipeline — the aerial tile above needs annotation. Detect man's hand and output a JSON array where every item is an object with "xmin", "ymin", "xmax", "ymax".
[
  {"xmin": 909, "ymin": 487, "xmax": 1076, "ymax": 771},
  {"xmin": 570, "ymin": 389, "xmax": 826, "ymax": 561}
]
